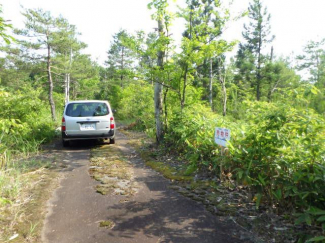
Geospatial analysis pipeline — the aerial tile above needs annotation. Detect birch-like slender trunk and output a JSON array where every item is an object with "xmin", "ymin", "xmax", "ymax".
[
  {"xmin": 65, "ymin": 48, "xmax": 72, "ymax": 104},
  {"xmin": 256, "ymin": 40, "xmax": 262, "ymax": 101},
  {"xmin": 218, "ymin": 66, "xmax": 227, "ymax": 116},
  {"xmin": 121, "ymin": 46, "xmax": 125, "ymax": 87},
  {"xmin": 256, "ymin": 9, "xmax": 263, "ymax": 101},
  {"xmin": 209, "ymin": 58, "xmax": 213, "ymax": 110},
  {"xmin": 47, "ymin": 34, "xmax": 56, "ymax": 121},
  {"xmin": 154, "ymin": 18, "xmax": 165, "ymax": 144},
  {"xmin": 181, "ymin": 65, "xmax": 188, "ymax": 109},
  {"xmin": 64, "ymin": 74, "xmax": 68, "ymax": 104},
  {"xmin": 222, "ymin": 76, "xmax": 227, "ymax": 117},
  {"xmin": 64, "ymin": 73, "xmax": 70, "ymax": 104}
]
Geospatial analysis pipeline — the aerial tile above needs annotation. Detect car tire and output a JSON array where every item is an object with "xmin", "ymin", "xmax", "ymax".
[
  {"xmin": 62, "ymin": 139, "xmax": 70, "ymax": 147},
  {"xmin": 109, "ymin": 138, "xmax": 115, "ymax": 144}
]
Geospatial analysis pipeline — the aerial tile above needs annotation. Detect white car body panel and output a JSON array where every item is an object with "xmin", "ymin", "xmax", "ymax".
[{"xmin": 62, "ymin": 100, "xmax": 115, "ymax": 142}]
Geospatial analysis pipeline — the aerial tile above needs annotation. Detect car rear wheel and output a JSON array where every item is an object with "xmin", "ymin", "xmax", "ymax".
[
  {"xmin": 62, "ymin": 139, "xmax": 70, "ymax": 147},
  {"xmin": 109, "ymin": 138, "xmax": 115, "ymax": 144}
]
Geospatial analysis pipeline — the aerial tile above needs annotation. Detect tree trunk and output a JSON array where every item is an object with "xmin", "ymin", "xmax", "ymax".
[
  {"xmin": 181, "ymin": 65, "xmax": 188, "ymax": 109},
  {"xmin": 256, "ymin": 40, "xmax": 262, "ymax": 101},
  {"xmin": 219, "ymin": 66, "xmax": 227, "ymax": 117},
  {"xmin": 64, "ymin": 49, "xmax": 72, "ymax": 105},
  {"xmin": 64, "ymin": 73, "xmax": 68, "ymax": 104},
  {"xmin": 72, "ymin": 83, "xmax": 77, "ymax": 100},
  {"xmin": 121, "ymin": 46, "xmax": 125, "ymax": 87},
  {"xmin": 256, "ymin": 10, "xmax": 263, "ymax": 101},
  {"xmin": 67, "ymin": 73, "xmax": 70, "ymax": 102},
  {"xmin": 47, "ymin": 37, "xmax": 56, "ymax": 121},
  {"xmin": 222, "ymin": 77, "xmax": 227, "ymax": 116},
  {"xmin": 67, "ymin": 47, "xmax": 72, "ymax": 103},
  {"xmin": 209, "ymin": 58, "xmax": 213, "ymax": 110},
  {"xmin": 267, "ymin": 79, "xmax": 280, "ymax": 102},
  {"xmin": 154, "ymin": 18, "xmax": 165, "ymax": 144},
  {"xmin": 163, "ymin": 88, "xmax": 169, "ymax": 133},
  {"xmin": 154, "ymin": 82, "xmax": 164, "ymax": 144}
]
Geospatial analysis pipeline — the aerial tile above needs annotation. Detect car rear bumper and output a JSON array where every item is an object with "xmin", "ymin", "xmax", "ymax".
[{"xmin": 62, "ymin": 130, "xmax": 115, "ymax": 141}]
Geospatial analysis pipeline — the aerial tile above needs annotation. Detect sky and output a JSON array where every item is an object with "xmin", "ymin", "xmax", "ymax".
[{"xmin": 2, "ymin": 0, "xmax": 325, "ymax": 65}]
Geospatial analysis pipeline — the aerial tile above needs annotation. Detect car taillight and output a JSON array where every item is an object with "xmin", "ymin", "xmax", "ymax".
[
  {"xmin": 61, "ymin": 117, "xmax": 66, "ymax": 132},
  {"xmin": 110, "ymin": 117, "xmax": 115, "ymax": 129}
]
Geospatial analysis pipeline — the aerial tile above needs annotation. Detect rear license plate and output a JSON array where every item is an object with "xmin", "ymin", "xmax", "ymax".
[{"xmin": 80, "ymin": 123, "xmax": 96, "ymax": 130}]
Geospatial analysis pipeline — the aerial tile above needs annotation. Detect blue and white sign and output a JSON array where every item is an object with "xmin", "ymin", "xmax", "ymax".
[{"xmin": 214, "ymin": 127, "xmax": 231, "ymax": 147}]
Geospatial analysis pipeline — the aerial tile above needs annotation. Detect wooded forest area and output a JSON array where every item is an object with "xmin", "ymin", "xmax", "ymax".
[{"xmin": 0, "ymin": 0, "xmax": 325, "ymax": 242}]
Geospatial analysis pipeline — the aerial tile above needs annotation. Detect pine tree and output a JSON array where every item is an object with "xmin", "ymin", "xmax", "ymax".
[
  {"xmin": 296, "ymin": 39, "xmax": 325, "ymax": 86},
  {"xmin": 51, "ymin": 23, "xmax": 88, "ymax": 103},
  {"xmin": 236, "ymin": 0, "xmax": 274, "ymax": 101},
  {"xmin": 17, "ymin": 8, "xmax": 70, "ymax": 121},
  {"xmin": 0, "ymin": 4, "xmax": 14, "ymax": 44},
  {"xmin": 105, "ymin": 29, "xmax": 135, "ymax": 87}
]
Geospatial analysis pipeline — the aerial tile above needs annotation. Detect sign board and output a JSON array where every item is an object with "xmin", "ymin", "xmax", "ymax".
[{"xmin": 214, "ymin": 127, "xmax": 231, "ymax": 147}]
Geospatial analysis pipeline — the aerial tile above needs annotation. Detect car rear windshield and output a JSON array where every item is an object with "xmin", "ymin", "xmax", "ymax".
[{"xmin": 65, "ymin": 102, "xmax": 109, "ymax": 117}]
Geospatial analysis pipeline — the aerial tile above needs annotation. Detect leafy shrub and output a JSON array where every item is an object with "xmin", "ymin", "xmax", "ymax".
[
  {"xmin": 165, "ymin": 103, "xmax": 241, "ymax": 170},
  {"xmin": 118, "ymin": 82, "xmax": 154, "ymax": 131},
  {"xmin": 0, "ymin": 87, "xmax": 56, "ymax": 166},
  {"xmin": 166, "ymin": 100, "xmax": 325, "ymax": 229},
  {"xmin": 231, "ymin": 101, "xmax": 325, "ymax": 229}
]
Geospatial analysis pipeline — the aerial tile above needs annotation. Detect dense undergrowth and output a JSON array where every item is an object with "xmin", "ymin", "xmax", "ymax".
[
  {"xmin": 117, "ymin": 82, "xmax": 325, "ymax": 240},
  {"xmin": 166, "ymin": 102, "xmax": 325, "ymax": 230},
  {"xmin": 0, "ymin": 87, "xmax": 57, "ymax": 167}
]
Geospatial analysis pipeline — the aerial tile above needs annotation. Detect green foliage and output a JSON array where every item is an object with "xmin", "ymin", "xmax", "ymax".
[
  {"xmin": 118, "ymin": 82, "xmax": 154, "ymax": 131},
  {"xmin": 1, "ymin": 2, "xmax": 325, "ymax": 240},
  {"xmin": 296, "ymin": 39, "xmax": 325, "ymax": 84},
  {"xmin": 0, "ymin": 86, "xmax": 56, "ymax": 166},
  {"xmin": 165, "ymin": 102, "xmax": 238, "ymax": 169},
  {"xmin": 0, "ymin": 5, "xmax": 15, "ymax": 44},
  {"xmin": 96, "ymin": 78, "xmax": 122, "ymax": 111},
  {"xmin": 105, "ymin": 29, "xmax": 136, "ymax": 86},
  {"xmin": 236, "ymin": 0, "xmax": 275, "ymax": 101},
  {"xmin": 163, "ymin": 98, "xmax": 325, "ymax": 230},
  {"xmin": 232, "ymin": 102, "xmax": 325, "ymax": 212}
]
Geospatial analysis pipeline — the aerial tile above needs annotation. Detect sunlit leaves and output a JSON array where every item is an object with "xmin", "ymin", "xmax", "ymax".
[{"xmin": 0, "ymin": 87, "xmax": 56, "ymax": 156}]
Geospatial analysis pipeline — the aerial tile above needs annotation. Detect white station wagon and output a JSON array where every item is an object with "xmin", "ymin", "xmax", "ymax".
[{"xmin": 61, "ymin": 100, "xmax": 115, "ymax": 146}]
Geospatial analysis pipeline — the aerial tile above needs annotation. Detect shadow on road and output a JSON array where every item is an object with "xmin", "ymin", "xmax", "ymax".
[{"xmin": 104, "ymin": 175, "xmax": 241, "ymax": 242}]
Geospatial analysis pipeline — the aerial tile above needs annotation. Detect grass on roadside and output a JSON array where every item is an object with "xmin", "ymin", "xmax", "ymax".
[{"xmin": 0, "ymin": 154, "xmax": 61, "ymax": 242}]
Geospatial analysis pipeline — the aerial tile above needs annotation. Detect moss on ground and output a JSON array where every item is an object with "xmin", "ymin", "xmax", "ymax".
[
  {"xmin": 120, "ymin": 133, "xmax": 194, "ymax": 183},
  {"xmin": 144, "ymin": 161, "xmax": 193, "ymax": 182},
  {"xmin": 99, "ymin": 220, "xmax": 115, "ymax": 229},
  {"xmin": 90, "ymin": 144, "xmax": 137, "ymax": 196}
]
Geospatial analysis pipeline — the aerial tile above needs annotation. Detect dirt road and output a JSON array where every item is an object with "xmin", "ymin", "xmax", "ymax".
[{"xmin": 42, "ymin": 131, "xmax": 248, "ymax": 243}]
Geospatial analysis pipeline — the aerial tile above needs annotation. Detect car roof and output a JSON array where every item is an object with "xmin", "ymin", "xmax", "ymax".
[{"xmin": 66, "ymin": 100, "xmax": 109, "ymax": 104}]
